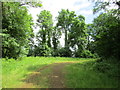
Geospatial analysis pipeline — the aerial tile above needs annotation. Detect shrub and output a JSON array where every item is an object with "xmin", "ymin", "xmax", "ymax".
[
  {"xmin": 92, "ymin": 61, "xmax": 112, "ymax": 73},
  {"xmin": 57, "ymin": 47, "xmax": 72, "ymax": 57},
  {"xmin": 81, "ymin": 50, "xmax": 94, "ymax": 58},
  {"xmin": 34, "ymin": 44, "xmax": 52, "ymax": 57},
  {"xmin": 75, "ymin": 50, "xmax": 95, "ymax": 58}
]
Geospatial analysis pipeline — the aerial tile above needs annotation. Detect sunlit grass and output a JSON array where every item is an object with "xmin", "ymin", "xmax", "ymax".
[
  {"xmin": 3, "ymin": 57, "xmax": 118, "ymax": 88},
  {"xmin": 2, "ymin": 57, "xmax": 94, "ymax": 88}
]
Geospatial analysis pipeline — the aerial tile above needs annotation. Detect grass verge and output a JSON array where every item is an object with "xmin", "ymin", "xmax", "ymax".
[{"xmin": 64, "ymin": 60, "xmax": 119, "ymax": 88}]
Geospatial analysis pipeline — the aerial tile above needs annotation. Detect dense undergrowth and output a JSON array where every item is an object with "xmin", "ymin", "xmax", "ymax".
[{"xmin": 65, "ymin": 58, "xmax": 119, "ymax": 88}]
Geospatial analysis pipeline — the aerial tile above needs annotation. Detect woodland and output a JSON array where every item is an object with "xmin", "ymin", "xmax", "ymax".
[{"xmin": 1, "ymin": 0, "xmax": 120, "ymax": 88}]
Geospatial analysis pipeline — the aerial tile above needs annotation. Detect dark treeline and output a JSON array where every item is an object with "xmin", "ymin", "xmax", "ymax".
[{"xmin": 1, "ymin": 0, "xmax": 120, "ymax": 61}]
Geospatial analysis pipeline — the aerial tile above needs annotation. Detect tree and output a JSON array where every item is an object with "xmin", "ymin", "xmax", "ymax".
[
  {"xmin": 86, "ymin": 24, "xmax": 96, "ymax": 53},
  {"xmin": 52, "ymin": 26, "xmax": 62, "ymax": 56},
  {"xmin": 69, "ymin": 15, "xmax": 87, "ymax": 57},
  {"xmin": 56, "ymin": 9, "xmax": 76, "ymax": 57},
  {"xmin": 36, "ymin": 10, "xmax": 53, "ymax": 56},
  {"xmin": 91, "ymin": 0, "xmax": 120, "ymax": 14},
  {"xmin": 92, "ymin": 11, "xmax": 120, "ymax": 60},
  {"xmin": 19, "ymin": 1, "xmax": 42, "ymax": 7},
  {"xmin": 57, "ymin": 9, "xmax": 89, "ymax": 57},
  {"xmin": 2, "ymin": 2, "xmax": 34, "ymax": 59},
  {"xmin": 57, "ymin": 9, "xmax": 76, "ymax": 47}
]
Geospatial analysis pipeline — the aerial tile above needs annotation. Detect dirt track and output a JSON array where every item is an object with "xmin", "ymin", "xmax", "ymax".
[
  {"xmin": 49, "ymin": 63, "xmax": 67, "ymax": 88},
  {"xmin": 21, "ymin": 62, "xmax": 79, "ymax": 88}
]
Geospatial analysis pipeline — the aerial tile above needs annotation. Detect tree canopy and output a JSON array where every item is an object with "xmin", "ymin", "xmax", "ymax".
[
  {"xmin": 1, "ymin": 1, "xmax": 120, "ymax": 61},
  {"xmin": 2, "ymin": 2, "xmax": 34, "ymax": 59}
]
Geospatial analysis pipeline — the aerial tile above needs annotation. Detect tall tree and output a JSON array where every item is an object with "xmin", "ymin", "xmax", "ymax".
[
  {"xmin": 69, "ymin": 15, "xmax": 87, "ymax": 57},
  {"xmin": 92, "ymin": 11, "xmax": 120, "ymax": 60},
  {"xmin": 86, "ymin": 24, "xmax": 95, "ymax": 52},
  {"xmin": 52, "ymin": 27, "xmax": 61, "ymax": 49},
  {"xmin": 57, "ymin": 9, "xmax": 76, "ymax": 48},
  {"xmin": 57, "ymin": 9, "xmax": 88, "ymax": 57},
  {"xmin": 52, "ymin": 26, "xmax": 62, "ymax": 56},
  {"xmin": 2, "ymin": 2, "xmax": 34, "ymax": 59},
  {"xmin": 36, "ymin": 10, "xmax": 53, "ymax": 56},
  {"xmin": 57, "ymin": 9, "xmax": 76, "ymax": 56}
]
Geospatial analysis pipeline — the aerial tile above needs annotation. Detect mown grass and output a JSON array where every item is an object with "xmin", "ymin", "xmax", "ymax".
[
  {"xmin": 64, "ymin": 60, "xmax": 119, "ymax": 88},
  {"xmin": 2, "ymin": 57, "xmax": 94, "ymax": 88}
]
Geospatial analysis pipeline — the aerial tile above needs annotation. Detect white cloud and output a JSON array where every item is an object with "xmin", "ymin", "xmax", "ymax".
[
  {"xmin": 28, "ymin": 0, "xmax": 94, "ymax": 24},
  {"xmin": 106, "ymin": 3, "xmax": 119, "ymax": 10},
  {"xmin": 79, "ymin": 10, "xmax": 93, "ymax": 15},
  {"xmin": 78, "ymin": 3, "xmax": 91, "ymax": 9},
  {"xmin": 40, "ymin": 0, "xmax": 93, "ymax": 20},
  {"xmin": 28, "ymin": 7, "xmax": 42, "ymax": 23}
]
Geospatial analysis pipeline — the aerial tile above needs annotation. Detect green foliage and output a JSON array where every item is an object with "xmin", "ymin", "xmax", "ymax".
[
  {"xmin": 69, "ymin": 15, "xmax": 87, "ymax": 57},
  {"xmin": 92, "ymin": 61, "xmax": 112, "ymax": 73},
  {"xmin": 81, "ymin": 50, "xmax": 94, "ymax": 58},
  {"xmin": 65, "ymin": 60, "xmax": 118, "ymax": 88},
  {"xmin": 2, "ymin": 2, "xmax": 34, "ymax": 59},
  {"xmin": 57, "ymin": 9, "xmax": 76, "ymax": 48},
  {"xmin": 75, "ymin": 50, "xmax": 94, "ymax": 58},
  {"xmin": 52, "ymin": 26, "xmax": 61, "ymax": 51},
  {"xmin": 37, "ymin": 10, "xmax": 53, "ymax": 29},
  {"xmin": 38, "ymin": 44, "xmax": 51, "ymax": 57},
  {"xmin": 24, "ymin": 2, "xmax": 42, "ymax": 7},
  {"xmin": 34, "ymin": 43, "xmax": 52, "ymax": 57},
  {"xmin": 92, "ymin": 10, "xmax": 120, "ymax": 60},
  {"xmin": 57, "ymin": 9, "xmax": 87, "ymax": 57},
  {"xmin": 35, "ymin": 10, "xmax": 53, "ymax": 57},
  {"xmin": 57, "ymin": 47, "xmax": 72, "ymax": 57},
  {"xmin": 92, "ymin": 0, "xmax": 120, "ymax": 14},
  {"xmin": 92, "ymin": 58, "xmax": 120, "ymax": 80}
]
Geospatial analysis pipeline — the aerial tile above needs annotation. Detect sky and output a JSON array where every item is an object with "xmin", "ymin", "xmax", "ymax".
[
  {"xmin": 28, "ymin": 0, "xmax": 99, "ymax": 33},
  {"xmin": 27, "ymin": 0, "xmax": 98, "ymax": 46},
  {"xmin": 40, "ymin": 0, "xmax": 95, "ymax": 24}
]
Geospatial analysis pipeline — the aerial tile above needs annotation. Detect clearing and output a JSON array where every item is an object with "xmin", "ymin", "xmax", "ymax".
[{"xmin": 2, "ymin": 57, "xmax": 118, "ymax": 88}]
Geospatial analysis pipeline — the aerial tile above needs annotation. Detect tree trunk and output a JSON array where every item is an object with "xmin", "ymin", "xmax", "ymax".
[{"xmin": 65, "ymin": 29, "xmax": 68, "ymax": 48}]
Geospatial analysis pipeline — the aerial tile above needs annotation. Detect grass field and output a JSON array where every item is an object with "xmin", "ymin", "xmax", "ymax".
[{"xmin": 2, "ymin": 57, "xmax": 119, "ymax": 88}]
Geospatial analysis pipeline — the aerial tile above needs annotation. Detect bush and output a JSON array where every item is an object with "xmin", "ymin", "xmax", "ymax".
[
  {"xmin": 81, "ymin": 50, "xmax": 94, "ymax": 58},
  {"xmin": 52, "ymin": 49, "xmax": 59, "ymax": 57},
  {"xmin": 75, "ymin": 50, "xmax": 95, "ymax": 58},
  {"xmin": 92, "ymin": 61, "xmax": 112, "ymax": 73},
  {"xmin": 57, "ymin": 47, "xmax": 72, "ymax": 57},
  {"xmin": 34, "ymin": 44, "xmax": 52, "ymax": 57}
]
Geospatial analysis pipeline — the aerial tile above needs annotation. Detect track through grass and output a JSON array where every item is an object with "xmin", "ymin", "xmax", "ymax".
[
  {"xmin": 2, "ymin": 57, "xmax": 118, "ymax": 88},
  {"xmin": 2, "ymin": 57, "xmax": 92, "ymax": 88}
]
